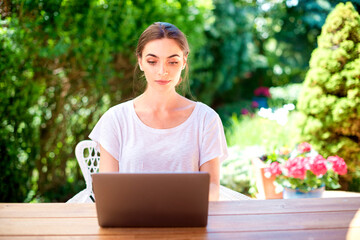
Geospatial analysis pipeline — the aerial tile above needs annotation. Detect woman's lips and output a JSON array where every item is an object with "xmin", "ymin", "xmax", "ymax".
[{"xmin": 155, "ymin": 80, "xmax": 171, "ymax": 85}]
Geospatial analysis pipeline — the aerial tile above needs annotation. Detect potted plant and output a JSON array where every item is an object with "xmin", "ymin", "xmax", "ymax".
[
  {"xmin": 251, "ymin": 146, "xmax": 291, "ymax": 199},
  {"xmin": 265, "ymin": 142, "xmax": 348, "ymax": 199}
]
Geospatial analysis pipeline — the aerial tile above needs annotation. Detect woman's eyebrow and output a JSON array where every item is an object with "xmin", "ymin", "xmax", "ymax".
[
  {"xmin": 145, "ymin": 54, "xmax": 180, "ymax": 58},
  {"xmin": 145, "ymin": 53, "xmax": 158, "ymax": 58},
  {"xmin": 167, "ymin": 54, "xmax": 180, "ymax": 58}
]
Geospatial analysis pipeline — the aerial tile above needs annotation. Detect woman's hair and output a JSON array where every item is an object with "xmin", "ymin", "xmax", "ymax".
[{"xmin": 133, "ymin": 22, "xmax": 191, "ymax": 97}]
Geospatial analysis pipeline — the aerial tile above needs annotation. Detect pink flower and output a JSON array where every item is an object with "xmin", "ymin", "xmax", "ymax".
[
  {"xmin": 328, "ymin": 156, "xmax": 347, "ymax": 175},
  {"xmin": 265, "ymin": 162, "xmax": 282, "ymax": 177},
  {"xmin": 303, "ymin": 156, "xmax": 312, "ymax": 170},
  {"xmin": 251, "ymin": 101, "xmax": 259, "ymax": 108},
  {"xmin": 297, "ymin": 142, "xmax": 312, "ymax": 153},
  {"xmin": 254, "ymin": 86, "xmax": 271, "ymax": 98},
  {"xmin": 310, "ymin": 155, "xmax": 328, "ymax": 176},
  {"xmin": 285, "ymin": 157, "xmax": 307, "ymax": 180},
  {"xmin": 241, "ymin": 108, "xmax": 250, "ymax": 115}
]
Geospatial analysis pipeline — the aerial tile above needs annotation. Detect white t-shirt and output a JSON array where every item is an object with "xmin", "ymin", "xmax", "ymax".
[{"xmin": 89, "ymin": 100, "xmax": 228, "ymax": 172}]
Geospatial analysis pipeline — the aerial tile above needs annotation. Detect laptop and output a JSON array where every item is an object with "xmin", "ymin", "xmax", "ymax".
[{"xmin": 92, "ymin": 172, "xmax": 210, "ymax": 227}]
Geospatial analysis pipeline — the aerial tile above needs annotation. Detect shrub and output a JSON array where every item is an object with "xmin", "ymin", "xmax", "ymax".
[
  {"xmin": 297, "ymin": 2, "xmax": 360, "ymax": 190},
  {"xmin": 0, "ymin": 17, "xmax": 45, "ymax": 202},
  {"xmin": 0, "ymin": 0, "xmax": 209, "ymax": 202}
]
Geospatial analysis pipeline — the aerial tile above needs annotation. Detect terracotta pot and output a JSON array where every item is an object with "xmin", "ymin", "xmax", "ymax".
[{"xmin": 251, "ymin": 158, "xmax": 283, "ymax": 199}]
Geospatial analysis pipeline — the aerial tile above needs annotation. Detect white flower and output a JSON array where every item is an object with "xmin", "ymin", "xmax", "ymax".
[{"xmin": 257, "ymin": 104, "xmax": 296, "ymax": 126}]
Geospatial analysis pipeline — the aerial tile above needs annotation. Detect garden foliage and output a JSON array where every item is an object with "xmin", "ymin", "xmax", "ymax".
[
  {"xmin": 1, "ymin": 0, "xmax": 359, "ymax": 201},
  {"xmin": 297, "ymin": 2, "xmax": 360, "ymax": 189},
  {"xmin": 0, "ymin": 0, "xmax": 209, "ymax": 202},
  {"xmin": 0, "ymin": 14, "xmax": 44, "ymax": 202}
]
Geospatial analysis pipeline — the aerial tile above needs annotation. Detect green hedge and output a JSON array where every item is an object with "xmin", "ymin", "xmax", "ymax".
[
  {"xmin": 297, "ymin": 2, "xmax": 360, "ymax": 191},
  {"xmin": 0, "ymin": 0, "xmax": 209, "ymax": 202},
  {"xmin": 2, "ymin": 0, "xmax": 359, "ymax": 202}
]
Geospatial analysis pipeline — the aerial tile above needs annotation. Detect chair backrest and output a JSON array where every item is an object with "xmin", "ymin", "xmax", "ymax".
[{"xmin": 75, "ymin": 140, "xmax": 100, "ymax": 193}]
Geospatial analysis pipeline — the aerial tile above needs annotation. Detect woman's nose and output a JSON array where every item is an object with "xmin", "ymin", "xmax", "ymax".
[{"xmin": 158, "ymin": 63, "xmax": 168, "ymax": 76}]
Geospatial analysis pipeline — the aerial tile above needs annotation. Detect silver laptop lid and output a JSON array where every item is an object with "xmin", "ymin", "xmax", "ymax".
[{"xmin": 92, "ymin": 172, "xmax": 210, "ymax": 227}]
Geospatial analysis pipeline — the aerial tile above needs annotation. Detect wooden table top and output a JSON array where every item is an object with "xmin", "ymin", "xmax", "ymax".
[{"xmin": 0, "ymin": 197, "xmax": 359, "ymax": 239}]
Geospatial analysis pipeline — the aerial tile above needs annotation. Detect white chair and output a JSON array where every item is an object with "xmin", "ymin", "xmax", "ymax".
[
  {"xmin": 67, "ymin": 140, "xmax": 251, "ymax": 203},
  {"xmin": 67, "ymin": 140, "xmax": 99, "ymax": 203}
]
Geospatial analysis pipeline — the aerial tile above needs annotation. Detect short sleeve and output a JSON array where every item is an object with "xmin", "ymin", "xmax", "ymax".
[
  {"xmin": 89, "ymin": 109, "xmax": 120, "ymax": 161},
  {"xmin": 199, "ymin": 112, "xmax": 228, "ymax": 166}
]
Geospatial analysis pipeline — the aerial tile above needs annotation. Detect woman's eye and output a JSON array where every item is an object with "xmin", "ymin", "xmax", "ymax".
[
  {"xmin": 147, "ymin": 61, "xmax": 156, "ymax": 65},
  {"xmin": 169, "ymin": 62, "xmax": 178, "ymax": 65}
]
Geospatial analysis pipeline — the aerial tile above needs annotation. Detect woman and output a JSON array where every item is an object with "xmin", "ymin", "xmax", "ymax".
[{"xmin": 89, "ymin": 22, "xmax": 228, "ymax": 201}]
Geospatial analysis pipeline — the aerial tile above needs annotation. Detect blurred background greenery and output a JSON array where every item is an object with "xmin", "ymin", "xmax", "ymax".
[{"xmin": 1, "ymin": 0, "xmax": 359, "ymax": 202}]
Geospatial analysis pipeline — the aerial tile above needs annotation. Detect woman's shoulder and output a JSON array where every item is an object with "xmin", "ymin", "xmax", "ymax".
[
  {"xmin": 100, "ymin": 99, "xmax": 134, "ymax": 122},
  {"xmin": 107, "ymin": 99, "xmax": 133, "ymax": 114},
  {"xmin": 195, "ymin": 101, "xmax": 219, "ymax": 117},
  {"xmin": 193, "ymin": 101, "xmax": 221, "ymax": 125}
]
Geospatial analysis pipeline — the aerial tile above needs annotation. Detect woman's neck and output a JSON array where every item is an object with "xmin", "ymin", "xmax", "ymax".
[
  {"xmin": 135, "ymin": 88, "xmax": 183, "ymax": 111},
  {"xmin": 132, "ymin": 88, "xmax": 196, "ymax": 129}
]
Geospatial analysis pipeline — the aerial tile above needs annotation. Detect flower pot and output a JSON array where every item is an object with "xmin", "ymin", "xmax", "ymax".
[
  {"xmin": 283, "ymin": 186, "xmax": 325, "ymax": 199},
  {"xmin": 252, "ymin": 97, "xmax": 268, "ymax": 108},
  {"xmin": 251, "ymin": 158, "xmax": 283, "ymax": 199}
]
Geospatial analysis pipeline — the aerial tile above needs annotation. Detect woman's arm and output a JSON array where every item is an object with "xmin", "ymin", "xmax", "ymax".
[
  {"xmin": 200, "ymin": 157, "xmax": 220, "ymax": 201},
  {"xmin": 99, "ymin": 144, "xmax": 119, "ymax": 172}
]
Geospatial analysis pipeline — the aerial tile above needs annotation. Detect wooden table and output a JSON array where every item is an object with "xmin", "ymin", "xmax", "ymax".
[{"xmin": 1, "ymin": 197, "xmax": 359, "ymax": 239}]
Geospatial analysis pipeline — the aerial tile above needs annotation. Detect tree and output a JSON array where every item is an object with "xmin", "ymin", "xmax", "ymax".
[
  {"xmin": 0, "ymin": 15, "xmax": 44, "ymax": 202},
  {"xmin": 297, "ymin": 2, "xmax": 360, "ymax": 190},
  {"xmin": 0, "ymin": 0, "xmax": 209, "ymax": 202},
  {"xmin": 190, "ymin": 0, "xmax": 359, "ymax": 113}
]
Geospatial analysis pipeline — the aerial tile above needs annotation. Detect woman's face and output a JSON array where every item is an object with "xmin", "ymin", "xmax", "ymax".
[{"xmin": 138, "ymin": 38, "xmax": 187, "ymax": 91}]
